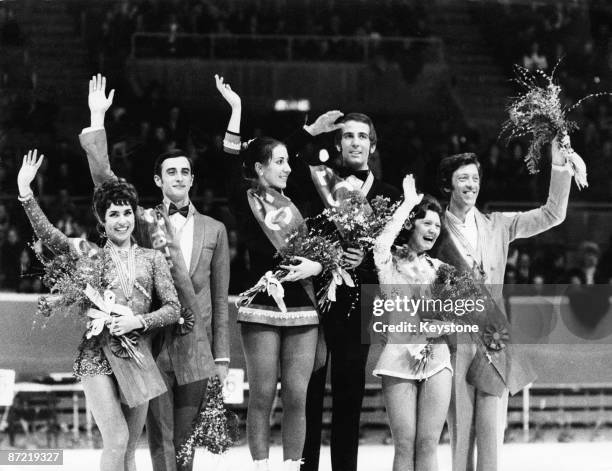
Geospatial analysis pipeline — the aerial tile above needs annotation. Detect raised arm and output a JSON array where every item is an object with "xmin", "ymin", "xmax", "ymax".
[
  {"xmin": 215, "ymin": 74, "xmax": 249, "ymax": 212},
  {"xmin": 79, "ymin": 74, "xmax": 118, "ymax": 187},
  {"xmin": 503, "ymin": 136, "xmax": 572, "ymax": 241},
  {"xmin": 216, "ymin": 74, "xmax": 241, "ymax": 154},
  {"xmin": 373, "ymin": 174, "xmax": 423, "ymax": 285},
  {"xmin": 18, "ymin": 150, "xmax": 72, "ymax": 255}
]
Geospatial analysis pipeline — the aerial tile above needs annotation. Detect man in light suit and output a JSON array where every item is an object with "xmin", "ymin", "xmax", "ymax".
[
  {"xmin": 431, "ymin": 137, "xmax": 573, "ymax": 471},
  {"xmin": 80, "ymin": 75, "xmax": 230, "ymax": 471}
]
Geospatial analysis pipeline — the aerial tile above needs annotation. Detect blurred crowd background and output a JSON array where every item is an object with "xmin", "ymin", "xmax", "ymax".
[{"xmin": 1, "ymin": 0, "xmax": 612, "ymax": 294}]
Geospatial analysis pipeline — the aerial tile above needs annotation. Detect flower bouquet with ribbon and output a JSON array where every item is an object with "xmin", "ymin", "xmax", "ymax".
[
  {"xmin": 35, "ymin": 239, "xmax": 108, "ymax": 318},
  {"xmin": 236, "ymin": 224, "xmax": 348, "ymax": 312},
  {"xmin": 416, "ymin": 265, "xmax": 512, "ymax": 394},
  {"xmin": 277, "ymin": 225, "xmax": 350, "ymax": 312},
  {"xmin": 414, "ymin": 265, "xmax": 502, "ymax": 375},
  {"xmin": 176, "ymin": 376, "xmax": 240, "ymax": 465},
  {"xmin": 83, "ymin": 285, "xmax": 144, "ymax": 367},
  {"xmin": 501, "ymin": 64, "xmax": 611, "ymax": 190},
  {"xmin": 237, "ymin": 184, "xmax": 348, "ymax": 313}
]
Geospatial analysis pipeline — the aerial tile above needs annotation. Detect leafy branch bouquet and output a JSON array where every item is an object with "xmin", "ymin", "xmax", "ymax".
[
  {"xmin": 501, "ymin": 64, "xmax": 611, "ymax": 189},
  {"xmin": 237, "ymin": 194, "xmax": 401, "ymax": 312},
  {"xmin": 35, "ymin": 239, "xmax": 144, "ymax": 366}
]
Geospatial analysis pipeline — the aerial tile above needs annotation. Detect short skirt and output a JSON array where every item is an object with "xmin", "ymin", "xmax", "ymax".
[
  {"xmin": 238, "ymin": 281, "xmax": 319, "ymax": 327},
  {"xmin": 373, "ymin": 338, "xmax": 452, "ymax": 381}
]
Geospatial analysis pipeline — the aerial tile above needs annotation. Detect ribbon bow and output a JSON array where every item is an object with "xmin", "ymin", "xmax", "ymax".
[
  {"xmin": 326, "ymin": 267, "xmax": 355, "ymax": 302},
  {"xmin": 85, "ymin": 285, "xmax": 133, "ymax": 338},
  {"xmin": 236, "ymin": 270, "xmax": 287, "ymax": 313},
  {"xmin": 559, "ymin": 132, "xmax": 588, "ymax": 189},
  {"xmin": 84, "ymin": 284, "xmax": 144, "ymax": 365},
  {"xmin": 317, "ymin": 266, "xmax": 355, "ymax": 312}
]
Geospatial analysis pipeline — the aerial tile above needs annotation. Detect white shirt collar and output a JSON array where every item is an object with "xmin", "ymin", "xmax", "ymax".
[{"xmin": 445, "ymin": 207, "xmax": 476, "ymax": 228}]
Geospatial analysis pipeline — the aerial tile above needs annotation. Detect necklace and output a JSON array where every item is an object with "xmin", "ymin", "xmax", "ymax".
[{"xmin": 106, "ymin": 240, "xmax": 136, "ymax": 300}]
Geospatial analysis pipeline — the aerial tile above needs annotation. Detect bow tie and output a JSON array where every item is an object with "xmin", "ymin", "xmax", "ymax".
[
  {"xmin": 336, "ymin": 167, "xmax": 370, "ymax": 181},
  {"xmin": 168, "ymin": 203, "xmax": 189, "ymax": 217}
]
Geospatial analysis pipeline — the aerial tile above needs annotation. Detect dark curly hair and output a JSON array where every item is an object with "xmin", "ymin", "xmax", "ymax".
[
  {"xmin": 437, "ymin": 152, "xmax": 481, "ymax": 196},
  {"xmin": 405, "ymin": 195, "xmax": 443, "ymax": 237},
  {"xmin": 92, "ymin": 178, "xmax": 139, "ymax": 223},
  {"xmin": 393, "ymin": 195, "xmax": 443, "ymax": 248},
  {"xmin": 241, "ymin": 137, "xmax": 286, "ymax": 182}
]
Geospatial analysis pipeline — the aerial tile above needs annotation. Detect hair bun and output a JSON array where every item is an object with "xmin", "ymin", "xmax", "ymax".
[{"xmin": 241, "ymin": 138, "xmax": 255, "ymax": 151}]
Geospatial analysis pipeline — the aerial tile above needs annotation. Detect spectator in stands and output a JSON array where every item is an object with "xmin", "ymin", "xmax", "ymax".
[
  {"xmin": 516, "ymin": 251, "xmax": 532, "ymax": 284},
  {"xmin": 166, "ymin": 105, "xmax": 189, "ymax": 149},
  {"xmin": 49, "ymin": 189, "xmax": 78, "ymax": 223},
  {"xmin": 599, "ymin": 235, "xmax": 612, "ymax": 283},
  {"xmin": 199, "ymin": 186, "xmax": 224, "ymax": 222},
  {"xmin": 547, "ymin": 251, "xmax": 569, "ymax": 283},
  {"xmin": 508, "ymin": 141, "xmax": 538, "ymax": 200},
  {"xmin": 0, "ymin": 226, "xmax": 23, "ymax": 291},
  {"xmin": 567, "ymin": 241, "xmax": 606, "ymax": 285},
  {"xmin": 0, "ymin": 7, "xmax": 22, "ymax": 46},
  {"xmin": 481, "ymin": 142, "xmax": 508, "ymax": 200},
  {"xmin": 166, "ymin": 14, "xmax": 182, "ymax": 55},
  {"xmin": 16, "ymin": 247, "xmax": 38, "ymax": 293},
  {"xmin": 0, "ymin": 202, "xmax": 10, "ymax": 234},
  {"xmin": 523, "ymin": 41, "xmax": 548, "ymax": 71},
  {"xmin": 56, "ymin": 212, "xmax": 81, "ymax": 237},
  {"xmin": 504, "ymin": 267, "xmax": 518, "ymax": 285}
]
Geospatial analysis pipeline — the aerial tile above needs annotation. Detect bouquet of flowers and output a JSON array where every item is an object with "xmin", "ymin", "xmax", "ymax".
[
  {"xmin": 35, "ymin": 241, "xmax": 144, "ymax": 366},
  {"xmin": 236, "ymin": 223, "xmax": 348, "ymax": 312},
  {"xmin": 322, "ymin": 193, "xmax": 400, "ymax": 251},
  {"xmin": 414, "ymin": 265, "xmax": 508, "ymax": 374},
  {"xmin": 36, "ymin": 241, "xmax": 107, "ymax": 318},
  {"xmin": 237, "ymin": 195, "xmax": 401, "ymax": 312},
  {"xmin": 176, "ymin": 376, "xmax": 239, "ymax": 464},
  {"xmin": 501, "ymin": 64, "xmax": 610, "ymax": 189}
]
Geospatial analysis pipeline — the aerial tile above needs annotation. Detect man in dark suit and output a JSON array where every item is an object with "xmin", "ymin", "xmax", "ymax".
[
  {"xmin": 80, "ymin": 75, "xmax": 230, "ymax": 471},
  {"xmin": 287, "ymin": 112, "xmax": 400, "ymax": 471}
]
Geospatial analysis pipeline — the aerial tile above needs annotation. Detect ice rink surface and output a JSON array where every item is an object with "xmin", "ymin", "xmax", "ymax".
[{"xmin": 2, "ymin": 444, "xmax": 611, "ymax": 471}]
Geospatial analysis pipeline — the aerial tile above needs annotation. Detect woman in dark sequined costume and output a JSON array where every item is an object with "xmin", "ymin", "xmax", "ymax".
[{"xmin": 17, "ymin": 150, "xmax": 180, "ymax": 471}]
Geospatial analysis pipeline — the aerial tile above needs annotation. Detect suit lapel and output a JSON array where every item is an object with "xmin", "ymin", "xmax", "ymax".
[
  {"xmin": 474, "ymin": 210, "xmax": 494, "ymax": 280},
  {"xmin": 435, "ymin": 223, "xmax": 472, "ymax": 272},
  {"xmin": 189, "ymin": 212, "xmax": 205, "ymax": 277}
]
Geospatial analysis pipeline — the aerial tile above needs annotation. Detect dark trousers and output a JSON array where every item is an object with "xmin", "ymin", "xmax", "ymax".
[
  {"xmin": 302, "ymin": 286, "xmax": 372, "ymax": 471},
  {"xmin": 147, "ymin": 368, "xmax": 208, "ymax": 471}
]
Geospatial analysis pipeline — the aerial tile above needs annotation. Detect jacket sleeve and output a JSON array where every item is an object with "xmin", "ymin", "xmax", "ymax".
[
  {"xmin": 210, "ymin": 223, "xmax": 231, "ymax": 361},
  {"xmin": 79, "ymin": 129, "xmax": 118, "ymax": 187},
  {"xmin": 501, "ymin": 166, "xmax": 571, "ymax": 242}
]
